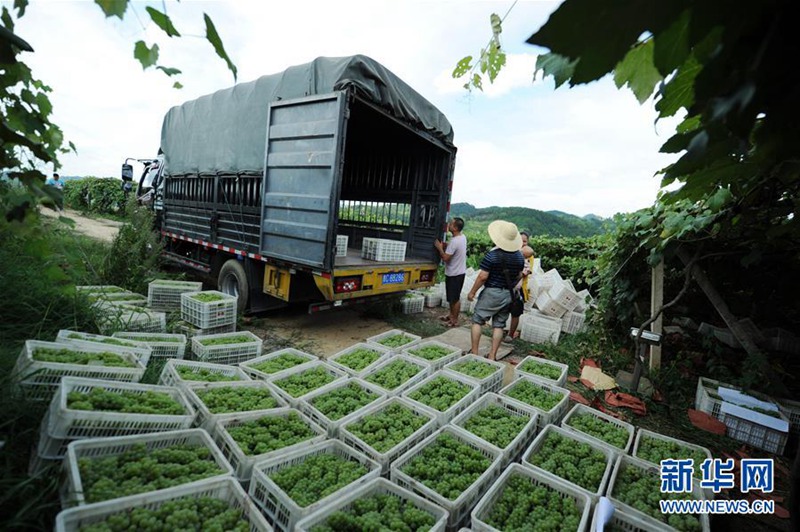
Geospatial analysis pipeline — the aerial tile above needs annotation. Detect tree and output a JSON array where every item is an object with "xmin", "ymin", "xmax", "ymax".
[{"xmin": 0, "ymin": 0, "xmax": 236, "ymax": 221}]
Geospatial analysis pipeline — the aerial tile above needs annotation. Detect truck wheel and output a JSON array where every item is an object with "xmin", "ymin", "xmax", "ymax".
[{"xmin": 218, "ymin": 259, "xmax": 248, "ymax": 313}]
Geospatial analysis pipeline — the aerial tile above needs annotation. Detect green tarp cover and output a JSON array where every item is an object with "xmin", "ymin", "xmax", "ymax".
[{"xmin": 160, "ymin": 55, "xmax": 454, "ymax": 176}]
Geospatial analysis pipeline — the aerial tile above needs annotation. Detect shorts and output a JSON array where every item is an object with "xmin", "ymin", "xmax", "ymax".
[
  {"xmin": 471, "ymin": 287, "xmax": 511, "ymax": 328},
  {"xmin": 445, "ymin": 274, "xmax": 465, "ymax": 304}
]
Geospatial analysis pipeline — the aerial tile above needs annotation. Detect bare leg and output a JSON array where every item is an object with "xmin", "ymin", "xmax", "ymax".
[
  {"xmin": 449, "ymin": 300, "xmax": 461, "ymax": 325},
  {"xmin": 470, "ymin": 322, "xmax": 482, "ymax": 355},
  {"xmin": 488, "ymin": 327, "xmax": 505, "ymax": 360},
  {"xmin": 508, "ymin": 316, "xmax": 519, "ymax": 338}
]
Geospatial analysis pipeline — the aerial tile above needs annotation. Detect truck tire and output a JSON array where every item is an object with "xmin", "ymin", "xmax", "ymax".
[{"xmin": 218, "ymin": 259, "xmax": 248, "ymax": 313}]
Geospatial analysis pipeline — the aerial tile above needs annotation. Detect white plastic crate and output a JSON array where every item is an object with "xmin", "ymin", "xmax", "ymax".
[
  {"xmin": 777, "ymin": 397, "xmax": 800, "ymax": 436},
  {"xmin": 498, "ymin": 374, "xmax": 571, "ymax": 429},
  {"xmin": 561, "ymin": 311, "xmax": 587, "ymax": 334},
  {"xmin": 338, "ymin": 396, "xmax": 439, "ymax": 474},
  {"xmin": 181, "ymin": 290, "xmax": 237, "ymax": 329},
  {"xmin": 62, "ymin": 428, "xmax": 233, "ymax": 508},
  {"xmin": 55, "ymin": 476, "xmax": 272, "ymax": 532},
  {"xmin": 361, "ymin": 237, "xmax": 407, "ymax": 261},
  {"xmin": 548, "ymin": 281, "xmax": 580, "ymax": 311},
  {"xmin": 212, "ymin": 408, "xmax": 326, "ymax": 481},
  {"xmin": 361, "ymin": 353, "xmax": 432, "ymax": 396},
  {"xmin": 763, "ymin": 327, "xmax": 800, "ymax": 355},
  {"xmin": 181, "ymin": 380, "xmax": 287, "ymax": 431},
  {"xmin": 249, "ymin": 439, "xmax": 381, "ymax": 532},
  {"xmin": 94, "ymin": 303, "xmax": 167, "ymax": 334},
  {"xmin": 470, "ymin": 463, "xmax": 591, "ymax": 532},
  {"xmin": 56, "ymin": 330, "xmax": 152, "ymax": 367},
  {"xmin": 418, "ymin": 286, "xmax": 443, "ymax": 308},
  {"xmin": 528, "ymin": 269, "xmax": 562, "ymax": 299},
  {"xmin": 693, "ymin": 376, "xmax": 776, "ymax": 423},
  {"xmin": 295, "ymin": 477, "xmax": 449, "ymax": 532},
  {"xmin": 633, "ymin": 429, "xmax": 713, "ymax": 480},
  {"xmin": 451, "ymin": 393, "xmax": 539, "ymax": 465},
  {"xmin": 561, "ymin": 403, "xmax": 635, "ymax": 453},
  {"xmin": 722, "ymin": 408, "xmax": 789, "ymax": 455},
  {"xmin": 445, "ymin": 354, "xmax": 505, "ymax": 394},
  {"xmin": 240, "ymin": 348, "xmax": 318, "ymax": 381},
  {"xmin": 366, "ymin": 328, "xmax": 422, "ymax": 352},
  {"xmin": 607, "ymin": 454, "xmax": 710, "ymax": 532},
  {"xmin": 172, "ymin": 319, "xmax": 236, "ymax": 339},
  {"xmin": 112, "ymin": 331, "xmax": 187, "ymax": 360},
  {"xmin": 402, "ymin": 340, "xmax": 462, "ymax": 371},
  {"xmin": 520, "ymin": 424, "xmax": 615, "ymax": 497},
  {"xmin": 573, "ymin": 289, "xmax": 594, "ymax": 313},
  {"xmin": 147, "ymin": 279, "xmax": 204, "ymax": 311},
  {"xmin": 326, "ymin": 342, "xmax": 391, "ymax": 377},
  {"xmin": 158, "ymin": 358, "xmax": 251, "ymax": 388},
  {"xmin": 519, "ymin": 311, "xmax": 562, "ymax": 344},
  {"xmin": 534, "ymin": 291, "xmax": 568, "ymax": 318},
  {"xmin": 76, "ymin": 285, "xmax": 126, "ymax": 294},
  {"xmin": 298, "ymin": 377, "xmax": 387, "ymax": 436},
  {"xmin": 267, "ymin": 361, "xmax": 348, "ymax": 407},
  {"xmin": 401, "ymin": 292, "xmax": 425, "ymax": 314},
  {"xmin": 401, "ymin": 369, "xmax": 481, "ymax": 426},
  {"xmin": 336, "ymin": 234, "xmax": 349, "ymax": 257},
  {"xmin": 390, "ymin": 426, "xmax": 503, "ymax": 530},
  {"xmin": 589, "ymin": 502, "xmax": 673, "ymax": 532},
  {"xmin": 191, "ymin": 330, "xmax": 263, "ymax": 365},
  {"xmin": 86, "ymin": 290, "xmax": 147, "ymax": 306},
  {"xmin": 45, "ymin": 376, "xmax": 196, "ymax": 440},
  {"xmin": 514, "ymin": 355, "xmax": 569, "ymax": 387},
  {"xmin": 13, "ymin": 340, "xmax": 145, "ymax": 401}
]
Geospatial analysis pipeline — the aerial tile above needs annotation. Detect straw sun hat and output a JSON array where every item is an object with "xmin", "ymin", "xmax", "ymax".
[{"xmin": 487, "ymin": 220, "xmax": 522, "ymax": 252}]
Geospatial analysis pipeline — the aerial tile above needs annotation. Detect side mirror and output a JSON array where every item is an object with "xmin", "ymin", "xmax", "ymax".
[{"xmin": 121, "ymin": 163, "xmax": 133, "ymax": 181}]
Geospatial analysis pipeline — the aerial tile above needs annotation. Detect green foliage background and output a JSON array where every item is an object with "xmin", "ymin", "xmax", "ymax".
[{"xmin": 63, "ymin": 177, "xmax": 127, "ymax": 216}]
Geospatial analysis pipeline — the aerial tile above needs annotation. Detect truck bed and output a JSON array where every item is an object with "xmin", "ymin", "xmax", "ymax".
[{"xmin": 333, "ymin": 248, "xmax": 433, "ymax": 268}]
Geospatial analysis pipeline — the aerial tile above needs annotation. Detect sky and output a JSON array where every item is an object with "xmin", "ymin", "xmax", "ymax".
[{"xmin": 12, "ymin": 0, "xmax": 682, "ymax": 218}]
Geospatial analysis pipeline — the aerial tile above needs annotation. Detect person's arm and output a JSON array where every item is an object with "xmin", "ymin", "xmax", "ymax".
[
  {"xmin": 434, "ymin": 239, "xmax": 454, "ymax": 263},
  {"xmin": 468, "ymin": 270, "xmax": 489, "ymax": 301}
]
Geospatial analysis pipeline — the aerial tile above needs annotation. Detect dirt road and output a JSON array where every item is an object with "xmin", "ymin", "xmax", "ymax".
[{"xmin": 39, "ymin": 207, "xmax": 122, "ymax": 242}]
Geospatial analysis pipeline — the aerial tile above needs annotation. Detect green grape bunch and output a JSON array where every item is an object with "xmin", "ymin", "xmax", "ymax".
[
  {"xmin": 636, "ymin": 435, "xmax": 709, "ymax": 478},
  {"xmin": 268, "ymin": 453, "xmax": 369, "ymax": 508},
  {"xmin": 365, "ymin": 360, "xmax": 423, "ymax": 391},
  {"xmin": 345, "ymin": 403, "xmax": 429, "ymax": 453},
  {"xmin": 335, "ymin": 348, "xmax": 382, "ymax": 372},
  {"xmin": 197, "ymin": 335, "xmax": 255, "ymax": 347},
  {"xmin": 463, "ymin": 404, "xmax": 530, "ymax": 449},
  {"xmin": 176, "ymin": 366, "xmax": 240, "ymax": 382},
  {"xmin": 67, "ymin": 387, "xmax": 185, "ymax": 415},
  {"xmin": 526, "ymin": 431, "xmax": 607, "ymax": 492},
  {"xmin": 504, "ymin": 380, "xmax": 563, "ymax": 412},
  {"xmin": 310, "ymin": 382, "xmax": 379, "ymax": 421},
  {"xmin": 484, "ymin": 473, "xmax": 582, "ymax": 531},
  {"xmin": 517, "ymin": 358, "xmax": 563, "ymax": 381},
  {"xmin": 565, "ymin": 412, "xmax": 629, "ymax": 449},
  {"xmin": 249, "ymin": 353, "xmax": 309, "ymax": 375},
  {"xmin": 274, "ymin": 367, "xmax": 336, "ymax": 398},
  {"xmin": 32, "ymin": 347, "xmax": 136, "ymax": 368},
  {"xmin": 407, "ymin": 376, "xmax": 471, "ymax": 412},
  {"xmin": 407, "ymin": 344, "xmax": 452, "ymax": 361},
  {"xmin": 310, "ymin": 493, "xmax": 437, "ymax": 531},
  {"xmin": 378, "ymin": 334, "xmax": 416, "ymax": 348},
  {"xmin": 226, "ymin": 412, "xmax": 317, "ymax": 456},
  {"xmin": 451, "ymin": 359, "xmax": 498, "ymax": 379},
  {"xmin": 197, "ymin": 386, "xmax": 278, "ymax": 414}
]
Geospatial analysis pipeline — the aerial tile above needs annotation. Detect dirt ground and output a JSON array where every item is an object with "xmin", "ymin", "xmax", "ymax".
[{"xmin": 39, "ymin": 207, "xmax": 122, "ymax": 242}]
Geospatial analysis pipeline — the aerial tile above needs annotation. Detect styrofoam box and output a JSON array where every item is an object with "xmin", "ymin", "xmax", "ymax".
[
  {"xmin": 534, "ymin": 291, "xmax": 568, "ymax": 318},
  {"xmin": 249, "ymin": 439, "xmax": 381, "ymax": 532},
  {"xmin": 514, "ymin": 355, "xmax": 568, "ymax": 387},
  {"xmin": 113, "ymin": 331, "xmax": 187, "ymax": 360},
  {"xmin": 45, "ymin": 376, "xmax": 196, "ymax": 440},
  {"xmin": 56, "ymin": 330, "xmax": 152, "ymax": 367},
  {"xmin": 520, "ymin": 424, "xmax": 615, "ymax": 498},
  {"xmin": 239, "ymin": 348, "xmax": 318, "ymax": 381},
  {"xmin": 55, "ymin": 477, "xmax": 272, "ymax": 532},
  {"xmin": 338, "ymin": 396, "xmax": 439, "ymax": 475},
  {"xmin": 158, "ymin": 358, "xmax": 251, "ymax": 388},
  {"xmin": 298, "ymin": 378, "xmax": 387, "ymax": 437},
  {"xmin": 172, "ymin": 320, "xmax": 236, "ymax": 339},
  {"xmin": 633, "ymin": 429, "xmax": 713, "ymax": 481},
  {"xmin": 470, "ymin": 463, "xmax": 591, "ymax": 532},
  {"xmin": 391, "ymin": 426, "xmax": 503, "ymax": 530},
  {"xmin": 561, "ymin": 403, "xmax": 635, "ymax": 453},
  {"xmin": 366, "ymin": 328, "xmax": 422, "ymax": 352},
  {"xmin": 147, "ymin": 279, "xmax": 204, "ymax": 311},
  {"xmin": 180, "ymin": 290, "xmax": 237, "ymax": 329},
  {"xmin": 326, "ymin": 342, "xmax": 391, "ymax": 377},
  {"xmin": 360, "ymin": 353, "xmax": 432, "ymax": 396},
  {"xmin": 13, "ymin": 340, "xmax": 145, "ymax": 400},
  {"xmin": 498, "ymin": 374, "xmax": 570, "ymax": 430},
  {"xmin": 519, "ymin": 311, "xmax": 562, "ymax": 344},
  {"xmin": 181, "ymin": 380, "xmax": 287, "ymax": 431},
  {"xmin": 450, "ymin": 392, "xmax": 539, "ymax": 465},
  {"xmin": 402, "ymin": 340, "xmax": 462, "ymax": 371},
  {"xmin": 401, "ymin": 369, "xmax": 482, "ymax": 427},
  {"xmin": 295, "ymin": 477, "xmax": 448, "ymax": 532},
  {"xmin": 401, "ymin": 293, "xmax": 425, "ymax": 314},
  {"xmin": 336, "ymin": 235, "xmax": 349, "ymax": 257},
  {"xmin": 445, "ymin": 354, "xmax": 505, "ymax": 394},
  {"xmin": 589, "ymin": 502, "xmax": 673, "ymax": 532},
  {"xmin": 212, "ymin": 408, "xmax": 326, "ymax": 481},
  {"xmin": 61, "ymin": 428, "xmax": 233, "ymax": 508},
  {"xmin": 561, "ymin": 311, "xmax": 587, "ymax": 334},
  {"xmin": 191, "ymin": 330, "xmax": 263, "ymax": 365},
  {"xmin": 607, "ymin": 454, "xmax": 710, "ymax": 532},
  {"xmin": 267, "ymin": 361, "xmax": 348, "ymax": 407},
  {"xmin": 361, "ymin": 237, "xmax": 407, "ymax": 262}
]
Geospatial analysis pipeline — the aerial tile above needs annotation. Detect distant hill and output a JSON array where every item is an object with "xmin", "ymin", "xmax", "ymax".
[{"xmin": 450, "ymin": 203, "xmax": 610, "ymax": 238}]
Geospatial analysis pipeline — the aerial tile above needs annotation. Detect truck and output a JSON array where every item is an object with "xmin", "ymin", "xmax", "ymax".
[{"xmin": 132, "ymin": 55, "xmax": 457, "ymax": 313}]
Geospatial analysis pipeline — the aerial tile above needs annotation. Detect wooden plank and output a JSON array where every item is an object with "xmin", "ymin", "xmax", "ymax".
[{"xmin": 649, "ymin": 259, "xmax": 664, "ymax": 370}]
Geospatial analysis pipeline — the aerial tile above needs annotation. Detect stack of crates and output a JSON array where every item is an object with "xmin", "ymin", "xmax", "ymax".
[
  {"xmin": 180, "ymin": 291, "xmax": 237, "ymax": 336},
  {"xmin": 336, "ymin": 235, "xmax": 349, "ymax": 257},
  {"xmin": 147, "ymin": 279, "xmax": 203, "ymax": 311},
  {"xmin": 361, "ymin": 237, "xmax": 407, "ymax": 262}
]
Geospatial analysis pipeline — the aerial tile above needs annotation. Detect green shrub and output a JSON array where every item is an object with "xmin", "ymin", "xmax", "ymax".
[{"xmin": 63, "ymin": 177, "xmax": 126, "ymax": 216}]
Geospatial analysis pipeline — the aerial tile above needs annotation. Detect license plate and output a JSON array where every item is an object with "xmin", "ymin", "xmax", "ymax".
[{"xmin": 382, "ymin": 272, "xmax": 405, "ymax": 285}]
